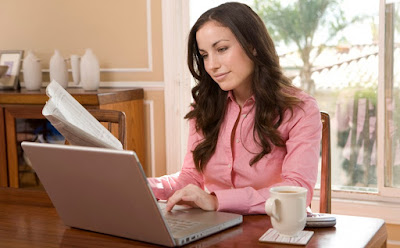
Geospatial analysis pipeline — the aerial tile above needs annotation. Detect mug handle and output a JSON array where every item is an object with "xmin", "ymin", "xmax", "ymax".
[{"xmin": 265, "ymin": 198, "xmax": 280, "ymax": 222}]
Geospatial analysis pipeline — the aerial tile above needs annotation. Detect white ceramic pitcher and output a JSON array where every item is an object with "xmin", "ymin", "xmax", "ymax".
[
  {"xmin": 79, "ymin": 49, "xmax": 100, "ymax": 91},
  {"xmin": 49, "ymin": 50, "xmax": 68, "ymax": 88},
  {"xmin": 23, "ymin": 51, "xmax": 42, "ymax": 91}
]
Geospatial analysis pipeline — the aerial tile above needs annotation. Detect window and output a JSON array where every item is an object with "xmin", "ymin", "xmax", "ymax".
[{"xmin": 252, "ymin": 0, "xmax": 380, "ymax": 193}]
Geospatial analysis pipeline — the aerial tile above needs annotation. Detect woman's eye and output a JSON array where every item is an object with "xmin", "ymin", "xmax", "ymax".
[
  {"xmin": 200, "ymin": 54, "xmax": 208, "ymax": 59},
  {"xmin": 218, "ymin": 47, "xmax": 228, "ymax": 52}
]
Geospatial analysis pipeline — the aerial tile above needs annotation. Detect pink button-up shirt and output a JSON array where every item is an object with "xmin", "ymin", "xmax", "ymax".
[{"xmin": 149, "ymin": 90, "xmax": 322, "ymax": 214}]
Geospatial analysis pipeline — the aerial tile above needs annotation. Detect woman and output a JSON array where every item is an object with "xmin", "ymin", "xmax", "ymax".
[{"xmin": 149, "ymin": 2, "xmax": 322, "ymax": 215}]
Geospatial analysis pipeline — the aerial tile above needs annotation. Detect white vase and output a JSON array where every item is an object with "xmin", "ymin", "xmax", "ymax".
[
  {"xmin": 49, "ymin": 50, "xmax": 68, "ymax": 88},
  {"xmin": 23, "ymin": 51, "xmax": 42, "ymax": 91},
  {"xmin": 70, "ymin": 54, "xmax": 80, "ymax": 85},
  {"xmin": 80, "ymin": 49, "xmax": 100, "ymax": 91}
]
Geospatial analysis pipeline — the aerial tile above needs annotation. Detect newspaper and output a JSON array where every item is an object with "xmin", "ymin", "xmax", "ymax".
[{"xmin": 42, "ymin": 80, "xmax": 123, "ymax": 150}]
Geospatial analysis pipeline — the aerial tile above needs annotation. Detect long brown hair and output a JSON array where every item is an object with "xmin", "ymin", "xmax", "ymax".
[{"xmin": 186, "ymin": 2, "xmax": 301, "ymax": 172}]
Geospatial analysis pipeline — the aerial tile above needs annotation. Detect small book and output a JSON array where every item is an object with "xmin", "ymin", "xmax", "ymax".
[
  {"xmin": 42, "ymin": 80, "xmax": 123, "ymax": 150},
  {"xmin": 259, "ymin": 228, "xmax": 314, "ymax": 245}
]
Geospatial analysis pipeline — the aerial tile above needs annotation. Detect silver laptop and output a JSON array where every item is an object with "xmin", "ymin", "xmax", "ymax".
[{"xmin": 21, "ymin": 142, "xmax": 242, "ymax": 247}]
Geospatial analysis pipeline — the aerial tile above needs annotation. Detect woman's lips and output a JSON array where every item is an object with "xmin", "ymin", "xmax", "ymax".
[{"xmin": 213, "ymin": 72, "xmax": 229, "ymax": 81}]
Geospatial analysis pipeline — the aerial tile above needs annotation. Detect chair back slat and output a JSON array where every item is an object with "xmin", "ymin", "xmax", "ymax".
[
  {"xmin": 320, "ymin": 111, "xmax": 331, "ymax": 213},
  {"xmin": 88, "ymin": 109, "xmax": 127, "ymax": 149}
]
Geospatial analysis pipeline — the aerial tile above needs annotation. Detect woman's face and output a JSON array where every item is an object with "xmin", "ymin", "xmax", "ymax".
[{"xmin": 196, "ymin": 21, "xmax": 255, "ymax": 100}]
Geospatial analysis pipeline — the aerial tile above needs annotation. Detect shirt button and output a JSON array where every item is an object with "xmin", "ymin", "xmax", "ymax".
[
  {"xmin": 228, "ymin": 164, "xmax": 231, "ymax": 167},
  {"xmin": 236, "ymin": 139, "xmax": 240, "ymax": 143}
]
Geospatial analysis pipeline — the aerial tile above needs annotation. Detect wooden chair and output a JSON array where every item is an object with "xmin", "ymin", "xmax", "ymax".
[
  {"xmin": 87, "ymin": 109, "xmax": 127, "ymax": 149},
  {"xmin": 320, "ymin": 111, "xmax": 331, "ymax": 213}
]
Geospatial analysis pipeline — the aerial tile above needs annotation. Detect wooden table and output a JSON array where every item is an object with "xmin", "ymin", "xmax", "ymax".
[
  {"xmin": 0, "ymin": 188, "xmax": 387, "ymax": 248},
  {"xmin": 0, "ymin": 88, "xmax": 145, "ymax": 188}
]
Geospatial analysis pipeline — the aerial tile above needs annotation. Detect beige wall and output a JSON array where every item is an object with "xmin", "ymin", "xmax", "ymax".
[
  {"xmin": 0, "ymin": 0, "xmax": 163, "ymax": 81},
  {"xmin": 144, "ymin": 90, "xmax": 166, "ymax": 177},
  {"xmin": 0, "ymin": 0, "xmax": 166, "ymax": 176}
]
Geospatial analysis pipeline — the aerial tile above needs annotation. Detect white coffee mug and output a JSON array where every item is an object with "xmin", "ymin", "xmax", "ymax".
[{"xmin": 265, "ymin": 186, "xmax": 307, "ymax": 236}]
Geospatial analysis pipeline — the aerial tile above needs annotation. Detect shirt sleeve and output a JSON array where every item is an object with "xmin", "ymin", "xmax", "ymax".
[
  {"xmin": 148, "ymin": 119, "xmax": 205, "ymax": 200},
  {"xmin": 213, "ymin": 95, "xmax": 322, "ymax": 214}
]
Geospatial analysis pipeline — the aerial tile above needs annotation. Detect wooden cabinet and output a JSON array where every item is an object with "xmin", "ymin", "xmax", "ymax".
[{"xmin": 0, "ymin": 88, "xmax": 145, "ymax": 188}]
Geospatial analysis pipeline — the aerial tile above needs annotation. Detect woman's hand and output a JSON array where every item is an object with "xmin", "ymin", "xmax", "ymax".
[{"xmin": 166, "ymin": 184, "xmax": 218, "ymax": 212}]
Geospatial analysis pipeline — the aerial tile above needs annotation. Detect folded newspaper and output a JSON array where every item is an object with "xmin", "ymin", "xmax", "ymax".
[{"xmin": 42, "ymin": 80, "xmax": 123, "ymax": 150}]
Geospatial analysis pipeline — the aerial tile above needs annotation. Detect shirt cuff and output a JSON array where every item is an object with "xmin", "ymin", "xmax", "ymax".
[{"xmin": 213, "ymin": 187, "xmax": 267, "ymax": 214}]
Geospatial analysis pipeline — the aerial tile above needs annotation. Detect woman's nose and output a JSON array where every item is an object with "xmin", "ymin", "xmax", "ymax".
[{"xmin": 206, "ymin": 54, "xmax": 220, "ymax": 70}]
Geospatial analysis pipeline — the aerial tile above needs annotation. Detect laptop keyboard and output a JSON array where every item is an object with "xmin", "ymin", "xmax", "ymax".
[{"xmin": 165, "ymin": 218, "xmax": 200, "ymax": 232}]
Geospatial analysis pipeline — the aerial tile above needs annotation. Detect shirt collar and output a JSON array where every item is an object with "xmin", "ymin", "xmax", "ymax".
[{"xmin": 227, "ymin": 91, "xmax": 255, "ymax": 105}]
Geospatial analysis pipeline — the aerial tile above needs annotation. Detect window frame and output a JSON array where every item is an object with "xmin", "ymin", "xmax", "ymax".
[
  {"xmin": 162, "ymin": 1, "xmax": 191, "ymax": 174},
  {"xmin": 378, "ymin": 0, "xmax": 400, "ymax": 198}
]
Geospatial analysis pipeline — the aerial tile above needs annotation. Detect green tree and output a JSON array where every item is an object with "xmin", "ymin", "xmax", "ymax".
[{"xmin": 253, "ymin": 0, "xmax": 353, "ymax": 94}]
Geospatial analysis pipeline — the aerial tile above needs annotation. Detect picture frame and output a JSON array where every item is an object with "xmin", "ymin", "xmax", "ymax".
[{"xmin": 0, "ymin": 50, "xmax": 24, "ymax": 90}]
